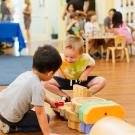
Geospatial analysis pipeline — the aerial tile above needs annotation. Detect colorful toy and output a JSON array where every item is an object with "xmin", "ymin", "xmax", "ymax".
[
  {"xmin": 53, "ymin": 85, "xmax": 126, "ymax": 134},
  {"xmin": 73, "ymin": 84, "xmax": 92, "ymax": 98},
  {"xmin": 55, "ymin": 101, "xmax": 64, "ymax": 107}
]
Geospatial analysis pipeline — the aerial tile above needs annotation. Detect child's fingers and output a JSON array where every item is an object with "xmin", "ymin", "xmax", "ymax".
[{"xmin": 79, "ymin": 78, "xmax": 87, "ymax": 83}]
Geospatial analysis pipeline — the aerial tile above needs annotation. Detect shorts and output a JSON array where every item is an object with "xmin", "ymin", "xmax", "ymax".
[
  {"xmin": 53, "ymin": 76, "xmax": 97, "ymax": 90},
  {"xmin": 24, "ymin": 14, "xmax": 31, "ymax": 30},
  {"xmin": 0, "ymin": 110, "xmax": 50, "ymax": 133}
]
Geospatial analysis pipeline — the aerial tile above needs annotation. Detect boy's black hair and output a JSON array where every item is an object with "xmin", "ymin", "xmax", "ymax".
[
  {"xmin": 109, "ymin": 8, "xmax": 117, "ymax": 13},
  {"xmin": 33, "ymin": 45, "xmax": 62, "ymax": 73},
  {"xmin": 112, "ymin": 11, "xmax": 123, "ymax": 28}
]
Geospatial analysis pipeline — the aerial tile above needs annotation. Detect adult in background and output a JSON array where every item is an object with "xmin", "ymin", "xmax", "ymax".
[
  {"xmin": 104, "ymin": 8, "xmax": 116, "ymax": 32},
  {"xmin": 62, "ymin": 0, "xmax": 90, "ymax": 20},
  {"xmin": 0, "ymin": 0, "xmax": 13, "ymax": 22},
  {"xmin": 23, "ymin": 1, "xmax": 32, "ymax": 44},
  {"xmin": 0, "ymin": 0, "xmax": 13, "ymax": 54}
]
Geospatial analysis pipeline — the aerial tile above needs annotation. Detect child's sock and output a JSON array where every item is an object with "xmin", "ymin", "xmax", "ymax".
[{"xmin": 0, "ymin": 120, "xmax": 10, "ymax": 133}]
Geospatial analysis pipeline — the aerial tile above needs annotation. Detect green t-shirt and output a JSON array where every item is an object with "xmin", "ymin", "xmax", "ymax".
[{"xmin": 60, "ymin": 54, "xmax": 95, "ymax": 80}]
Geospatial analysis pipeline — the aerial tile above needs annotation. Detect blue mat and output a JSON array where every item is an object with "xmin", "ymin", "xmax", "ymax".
[{"xmin": 0, "ymin": 55, "xmax": 32, "ymax": 85}]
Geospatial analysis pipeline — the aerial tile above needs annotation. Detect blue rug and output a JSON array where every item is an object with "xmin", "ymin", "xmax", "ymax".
[{"xmin": 0, "ymin": 55, "xmax": 32, "ymax": 85}]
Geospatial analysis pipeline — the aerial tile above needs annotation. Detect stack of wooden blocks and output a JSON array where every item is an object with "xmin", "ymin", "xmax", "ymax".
[{"xmin": 53, "ymin": 85, "xmax": 125, "ymax": 134}]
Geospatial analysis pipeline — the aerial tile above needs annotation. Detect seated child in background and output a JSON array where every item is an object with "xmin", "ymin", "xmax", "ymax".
[
  {"xmin": 85, "ymin": 11, "xmax": 100, "ymax": 36},
  {"xmin": 112, "ymin": 11, "xmax": 133, "ymax": 45},
  {"xmin": 44, "ymin": 35, "xmax": 106, "ymax": 101},
  {"xmin": 105, "ymin": 11, "xmax": 133, "ymax": 58},
  {"xmin": 66, "ymin": 12, "xmax": 81, "ymax": 36},
  {"xmin": 0, "ymin": 45, "xmax": 62, "ymax": 135},
  {"xmin": 84, "ymin": 11, "xmax": 105, "ymax": 59}
]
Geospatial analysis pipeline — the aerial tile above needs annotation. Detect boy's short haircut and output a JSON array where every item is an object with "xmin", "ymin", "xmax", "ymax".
[
  {"xmin": 64, "ymin": 35, "xmax": 84, "ymax": 54},
  {"xmin": 86, "ymin": 11, "xmax": 96, "ymax": 22},
  {"xmin": 33, "ymin": 45, "xmax": 62, "ymax": 73},
  {"xmin": 70, "ymin": 12, "xmax": 78, "ymax": 19},
  {"xmin": 109, "ymin": 8, "xmax": 116, "ymax": 13}
]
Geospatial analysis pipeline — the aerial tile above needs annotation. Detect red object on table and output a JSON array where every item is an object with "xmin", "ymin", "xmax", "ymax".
[{"xmin": 55, "ymin": 102, "xmax": 64, "ymax": 107}]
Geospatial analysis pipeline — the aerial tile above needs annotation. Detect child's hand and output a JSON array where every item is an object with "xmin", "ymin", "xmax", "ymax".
[
  {"xmin": 79, "ymin": 73, "xmax": 88, "ymax": 83},
  {"xmin": 71, "ymin": 19, "xmax": 78, "ymax": 25},
  {"xmin": 62, "ymin": 93, "xmax": 71, "ymax": 102},
  {"xmin": 49, "ymin": 100, "xmax": 57, "ymax": 108},
  {"xmin": 76, "ymin": 10, "xmax": 81, "ymax": 14}
]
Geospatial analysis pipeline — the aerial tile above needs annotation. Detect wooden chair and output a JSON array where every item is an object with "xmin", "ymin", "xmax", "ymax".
[{"xmin": 106, "ymin": 36, "xmax": 130, "ymax": 63}]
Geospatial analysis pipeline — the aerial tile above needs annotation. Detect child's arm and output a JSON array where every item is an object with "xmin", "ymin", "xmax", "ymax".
[
  {"xmin": 35, "ymin": 106, "xmax": 58, "ymax": 135},
  {"xmin": 79, "ymin": 55, "xmax": 95, "ymax": 82},
  {"xmin": 66, "ymin": 20, "xmax": 78, "ymax": 32},
  {"xmin": 45, "ymin": 97, "xmax": 56, "ymax": 108},
  {"xmin": 44, "ymin": 69, "xmax": 71, "ymax": 101},
  {"xmin": 76, "ymin": 10, "xmax": 87, "ymax": 16},
  {"xmin": 35, "ymin": 106, "xmax": 50, "ymax": 135},
  {"xmin": 55, "ymin": 69, "xmax": 65, "ymax": 78},
  {"xmin": 83, "ymin": 0, "xmax": 90, "ymax": 13},
  {"xmin": 79, "ymin": 65, "xmax": 95, "ymax": 82}
]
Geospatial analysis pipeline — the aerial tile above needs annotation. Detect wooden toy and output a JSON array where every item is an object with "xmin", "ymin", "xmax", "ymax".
[
  {"xmin": 53, "ymin": 102, "xmax": 72, "ymax": 120},
  {"xmin": 52, "ymin": 85, "xmax": 128, "ymax": 134},
  {"xmin": 68, "ymin": 120, "xmax": 83, "ymax": 132},
  {"xmin": 72, "ymin": 97, "xmax": 105, "ymax": 113},
  {"xmin": 66, "ymin": 108, "xmax": 80, "ymax": 122},
  {"xmin": 73, "ymin": 84, "xmax": 91, "ymax": 98},
  {"xmin": 79, "ymin": 100, "xmax": 125, "ymax": 124}
]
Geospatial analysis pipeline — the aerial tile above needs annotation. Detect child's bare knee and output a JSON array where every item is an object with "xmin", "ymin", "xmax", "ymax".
[{"xmin": 98, "ymin": 77, "xmax": 106, "ymax": 88}]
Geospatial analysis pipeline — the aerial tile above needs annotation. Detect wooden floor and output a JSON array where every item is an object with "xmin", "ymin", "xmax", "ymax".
[{"xmin": 0, "ymin": 57, "xmax": 135, "ymax": 135}]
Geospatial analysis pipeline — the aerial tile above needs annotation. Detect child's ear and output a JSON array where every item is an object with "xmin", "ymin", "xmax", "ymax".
[{"xmin": 47, "ymin": 71, "xmax": 54, "ymax": 76}]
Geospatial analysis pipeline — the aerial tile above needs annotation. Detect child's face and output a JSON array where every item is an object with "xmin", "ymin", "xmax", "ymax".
[
  {"xmin": 109, "ymin": 11, "xmax": 114, "ymax": 20},
  {"xmin": 63, "ymin": 48, "xmax": 81, "ymax": 64},
  {"xmin": 90, "ymin": 15, "xmax": 96, "ymax": 22},
  {"xmin": 68, "ymin": 4, "xmax": 74, "ymax": 12}
]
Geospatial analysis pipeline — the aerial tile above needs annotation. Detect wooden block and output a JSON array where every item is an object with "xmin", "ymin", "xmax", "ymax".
[
  {"xmin": 73, "ymin": 84, "xmax": 91, "ymax": 98},
  {"xmin": 66, "ymin": 108, "xmax": 80, "ymax": 122},
  {"xmin": 53, "ymin": 102, "xmax": 72, "ymax": 120},
  {"xmin": 60, "ymin": 102, "xmax": 72, "ymax": 119},
  {"xmin": 72, "ymin": 97, "xmax": 106, "ymax": 113},
  {"xmin": 68, "ymin": 120, "xmax": 83, "ymax": 132},
  {"xmin": 79, "ymin": 101, "xmax": 125, "ymax": 124}
]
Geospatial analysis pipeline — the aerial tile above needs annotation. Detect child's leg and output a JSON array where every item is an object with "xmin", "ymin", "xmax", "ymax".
[
  {"xmin": 87, "ymin": 76, "xmax": 106, "ymax": 95},
  {"xmin": 88, "ymin": 39, "xmax": 95, "ymax": 54},
  {"xmin": 0, "ymin": 110, "xmax": 47, "ymax": 133},
  {"xmin": 44, "ymin": 77, "xmax": 71, "ymax": 99},
  {"xmin": 16, "ymin": 110, "xmax": 49, "ymax": 133}
]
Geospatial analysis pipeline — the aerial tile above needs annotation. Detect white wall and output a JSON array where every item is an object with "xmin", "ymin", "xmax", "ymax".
[
  {"xmin": 96, "ymin": 0, "xmax": 106, "ymax": 24},
  {"xmin": 12, "ymin": 0, "xmax": 59, "ymax": 41},
  {"xmin": 30, "ymin": 0, "xmax": 59, "ymax": 40}
]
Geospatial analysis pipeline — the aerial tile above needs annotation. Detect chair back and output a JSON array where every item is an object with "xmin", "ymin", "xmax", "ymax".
[{"xmin": 114, "ymin": 35, "xmax": 126, "ymax": 48}]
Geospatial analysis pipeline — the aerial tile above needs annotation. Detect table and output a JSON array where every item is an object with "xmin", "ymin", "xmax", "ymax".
[
  {"xmin": 0, "ymin": 22, "xmax": 26, "ymax": 52},
  {"xmin": 85, "ymin": 34, "xmax": 114, "ymax": 54}
]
